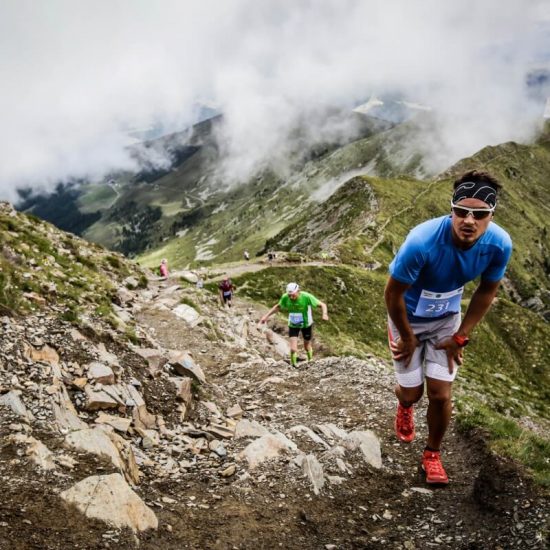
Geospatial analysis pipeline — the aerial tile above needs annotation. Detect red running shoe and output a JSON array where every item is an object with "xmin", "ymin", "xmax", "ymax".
[
  {"xmin": 394, "ymin": 403, "xmax": 415, "ymax": 442},
  {"xmin": 422, "ymin": 450, "xmax": 449, "ymax": 485}
]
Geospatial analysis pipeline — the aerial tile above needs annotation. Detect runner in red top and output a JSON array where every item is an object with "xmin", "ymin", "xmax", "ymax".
[{"xmin": 219, "ymin": 276, "xmax": 236, "ymax": 308}]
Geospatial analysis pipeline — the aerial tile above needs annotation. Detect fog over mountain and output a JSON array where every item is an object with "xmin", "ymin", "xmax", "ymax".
[{"xmin": 0, "ymin": 0, "xmax": 548, "ymax": 200}]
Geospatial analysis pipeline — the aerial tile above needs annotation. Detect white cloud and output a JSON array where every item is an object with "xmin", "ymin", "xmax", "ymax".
[{"xmin": 0, "ymin": 0, "xmax": 548, "ymax": 200}]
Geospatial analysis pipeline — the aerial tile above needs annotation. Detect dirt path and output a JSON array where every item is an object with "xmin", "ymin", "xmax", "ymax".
[
  {"xmin": 130, "ymin": 278, "xmax": 548, "ymax": 549},
  {"xmin": 172, "ymin": 259, "xmax": 339, "ymax": 284}
]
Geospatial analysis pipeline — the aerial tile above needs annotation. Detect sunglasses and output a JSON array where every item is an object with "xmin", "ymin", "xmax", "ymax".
[{"xmin": 450, "ymin": 201, "xmax": 495, "ymax": 220}]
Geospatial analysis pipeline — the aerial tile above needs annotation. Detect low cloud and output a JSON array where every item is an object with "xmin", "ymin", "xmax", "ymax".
[{"xmin": 0, "ymin": 0, "xmax": 548, "ymax": 201}]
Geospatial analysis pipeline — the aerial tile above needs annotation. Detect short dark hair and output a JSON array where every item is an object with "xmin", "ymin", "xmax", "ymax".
[{"xmin": 453, "ymin": 170, "xmax": 502, "ymax": 193}]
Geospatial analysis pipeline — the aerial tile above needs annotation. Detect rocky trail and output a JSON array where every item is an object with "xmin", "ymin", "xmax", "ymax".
[{"xmin": 0, "ymin": 272, "xmax": 547, "ymax": 549}]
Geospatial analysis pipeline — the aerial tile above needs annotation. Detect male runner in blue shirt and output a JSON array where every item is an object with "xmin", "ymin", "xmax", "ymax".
[{"xmin": 385, "ymin": 170, "xmax": 512, "ymax": 484}]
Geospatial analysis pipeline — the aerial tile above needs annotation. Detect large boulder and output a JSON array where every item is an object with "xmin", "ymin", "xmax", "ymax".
[{"xmin": 60, "ymin": 473, "xmax": 157, "ymax": 532}]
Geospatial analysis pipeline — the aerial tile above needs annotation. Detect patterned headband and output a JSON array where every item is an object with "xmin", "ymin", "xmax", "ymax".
[{"xmin": 452, "ymin": 181, "xmax": 497, "ymax": 208}]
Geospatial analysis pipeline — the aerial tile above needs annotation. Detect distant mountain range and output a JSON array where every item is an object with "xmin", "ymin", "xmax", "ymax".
[
  {"xmin": 16, "ymin": 99, "xmax": 550, "ymax": 302},
  {"xmin": 16, "ymin": 102, "xmax": 441, "ymax": 261}
]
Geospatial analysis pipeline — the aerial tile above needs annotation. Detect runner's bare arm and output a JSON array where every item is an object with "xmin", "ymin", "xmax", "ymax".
[
  {"xmin": 260, "ymin": 304, "xmax": 280, "ymax": 324},
  {"xmin": 318, "ymin": 301, "xmax": 329, "ymax": 321},
  {"xmin": 435, "ymin": 279, "xmax": 501, "ymax": 373},
  {"xmin": 457, "ymin": 279, "xmax": 501, "ymax": 337},
  {"xmin": 384, "ymin": 276, "xmax": 419, "ymax": 366}
]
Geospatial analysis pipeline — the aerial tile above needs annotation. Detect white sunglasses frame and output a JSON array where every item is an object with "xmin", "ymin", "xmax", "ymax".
[{"xmin": 450, "ymin": 200, "xmax": 495, "ymax": 218}]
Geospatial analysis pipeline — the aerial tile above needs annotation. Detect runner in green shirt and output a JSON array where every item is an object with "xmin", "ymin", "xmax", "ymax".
[{"xmin": 260, "ymin": 282, "xmax": 329, "ymax": 367}]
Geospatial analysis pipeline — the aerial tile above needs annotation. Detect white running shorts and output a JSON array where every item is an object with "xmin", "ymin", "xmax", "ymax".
[{"xmin": 387, "ymin": 314, "xmax": 461, "ymax": 387}]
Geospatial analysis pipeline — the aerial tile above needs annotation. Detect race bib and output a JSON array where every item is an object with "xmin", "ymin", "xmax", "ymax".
[
  {"xmin": 223, "ymin": 291, "xmax": 232, "ymax": 297},
  {"xmin": 289, "ymin": 312, "xmax": 304, "ymax": 325},
  {"xmin": 414, "ymin": 287, "xmax": 463, "ymax": 318}
]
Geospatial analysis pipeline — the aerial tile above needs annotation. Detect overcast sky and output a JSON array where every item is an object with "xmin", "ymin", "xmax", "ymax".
[{"xmin": 0, "ymin": 0, "xmax": 548, "ymax": 200}]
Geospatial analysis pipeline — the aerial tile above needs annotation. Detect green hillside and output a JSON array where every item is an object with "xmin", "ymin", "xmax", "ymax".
[
  {"xmin": 266, "ymin": 140, "xmax": 550, "ymax": 316},
  {"xmin": 0, "ymin": 202, "xmax": 146, "ymax": 326}
]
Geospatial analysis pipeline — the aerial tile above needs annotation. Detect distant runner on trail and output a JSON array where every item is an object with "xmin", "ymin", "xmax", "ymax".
[
  {"xmin": 260, "ymin": 282, "xmax": 329, "ymax": 367},
  {"xmin": 385, "ymin": 170, "xmax": 512, "ymax": 485},
  {"xmin": 159, "ymin": 258, "xmax": 169, "ymax": 279},
  {"xmin": 218, "ymin": 276, "xmax": 236, "ymax": 307}
]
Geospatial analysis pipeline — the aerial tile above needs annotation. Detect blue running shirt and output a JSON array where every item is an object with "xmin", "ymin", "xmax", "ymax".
[{"xmin": 389, "ymin": 216, "xmax": 512, "ymax": 322}]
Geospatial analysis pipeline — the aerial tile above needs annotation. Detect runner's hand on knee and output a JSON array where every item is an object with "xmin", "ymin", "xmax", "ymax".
[
  {"xmin": 390, "ymin": 335, "xmax": 419, "ymax": 367},
  {"xmin": 435, "ymin": 338, "xmax": 464, "ymax": 373}
]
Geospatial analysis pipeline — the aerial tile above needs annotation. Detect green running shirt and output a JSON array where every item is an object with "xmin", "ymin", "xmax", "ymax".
[{"xmin": 278, "ymin": 291, "xmax": 320, "ymax": 328}]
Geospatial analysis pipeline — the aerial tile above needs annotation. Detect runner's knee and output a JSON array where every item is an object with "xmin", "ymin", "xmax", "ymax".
[
  {"xmin": 426, "ymin": 380, "xmax": 452, "ymax": 404},
  {"xmin": 396, "ymin": 384, "xmax": 423, "ymax": 404}
]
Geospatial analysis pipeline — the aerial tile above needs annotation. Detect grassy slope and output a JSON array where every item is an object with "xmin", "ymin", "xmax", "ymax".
[
  {"xmin": 0, "ymin": 205, "xmax": 146, "ymax": 325},
  {"xmin": 77, "ymin": 183, "xmax": 118, "ymax": 213}
]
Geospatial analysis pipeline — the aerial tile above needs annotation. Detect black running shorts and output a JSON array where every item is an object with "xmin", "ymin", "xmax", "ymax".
[{"xmin": 288, "ymin": 325, "xmax": 313, "ymax": 341}]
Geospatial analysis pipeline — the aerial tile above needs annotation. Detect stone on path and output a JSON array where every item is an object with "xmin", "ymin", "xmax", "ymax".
[
  {"xmin": 52, "ymin": 388, "xmax": 87, "ymax": 431},
  {"xmin": 176, "ymin": 270, "xmax": 198, "ymax": 284},
  {"xmin": 238, "ymin": 433, "xmax": 298, "ymax": 469},
  {"xmin": 220, "ymin": 464, "xmax": 236, "ymax": 477},
  {"xmin": 84, "ymin": 385, "xmax": 119, "ymax": 411},
  {"xmin": 134, "ymin": 348, "xmax": 168, "ymax": 376},
  {"xmin": 411, "ymin": 487, "xmax": 433, "ymax": 495},
  {"xmin": 171, "ymin": 353, "xmax": 206, "ymax": 384},
  {"xmin": 116, "ymin": 286, "xmax": 134, "ymax": 304},
  {"xmin": 226, "ymin": 404, "xmax": 243, "ymax": 419},
  {"xmin": 290, "ymin": 425, "xmax": 331, "ymax": 449},
  {"xmin": 172, "ymin": 304, "xmax": 200, "ymax": 325},
  {"xmin": 96, "ymin": 343, "xmax": 120, "ymax": 367},
  {"xmin": 264, "ymin": 329, "xmax": 290, "ymax": 358},
  {"xmin": 322, "ymin": 423, "xmax": 349, "ymax": 440},
  {"xmin": 0, "ymin": 390, "xmax": 34, "ymax": 420},
  {"xmin": 171, "ymin": 377, "xmax": 193, "ymax": 407},
  {"xmin": 9, "ymin": 434, "xmax": 56, "ymax": 470},
  {"xmin": 60, "ymin": 473, "xmax": 157, "ymax": 532},
  {"xmin": 234, "ymin": 419, "xmax": 269, "ymax": 439},
  {"xmin": 23, "ymin": 343, "xmax": 60, "ymax": 366},
  {"xmin": 86, "ymin": 362, "xmax": 115, "ymax": 385},
  {"xmin": 259, "ymin": 376, "xmax": 285, "ymax": 389},
  {"xmin": 206, "ymin": 424, "xmax": 234, "ymax": 439},
  {"xmin": 345, "ymin": 430, "xmax": 382, "ymax": 469},
  {"xmin": 95, "ymin": 412, "xmax": 132, "ymax": 433},
  {"xmin": 311, "ymin": 423, "xmax": 382, "ymax": 469},
  {"xmin": 300, "ymin": 454, "xmax": 325, "ymax": 495}
]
